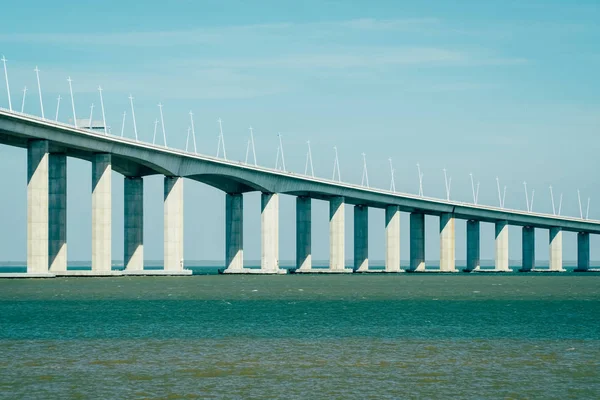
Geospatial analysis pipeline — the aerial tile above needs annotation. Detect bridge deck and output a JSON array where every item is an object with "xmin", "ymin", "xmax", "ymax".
[{"xmin": 1, "ymin": 108, "xmax": 598, "ymax": 234}]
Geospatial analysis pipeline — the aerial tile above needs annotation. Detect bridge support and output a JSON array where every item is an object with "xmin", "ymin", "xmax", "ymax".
[
  {"xmin": 123, "ymin": 177, "xmax": 144, "ymax": 272},
  {"xmin": 409, "ymin": 212, "xmax": 425, "ymax": 272},
  {"xmin": 223, "ymin": 193, "xmax": 244, "ymax": 273},
  {"xmin": 48, "ymin": 153, "xmax": 67, "ymax": 273},
  {"xmin": 329, "ymin": 196, "xmax": 350, "ymax": 272},
  {"xmin": 295, "ymin": 197, "xmax": 312, "ymax": 272},
  {"xmin": 26, "ymin": 140, "xmax": 53, "ymax": 277},
  {"xmin": 354, "ymin": 205, "xmax": 368, "ymax": 272},
  {"xmin": 575, "ymin": 232, "xmax": 590, "ymax": 272},
  {"xmin": 520, "ymin": 226, "xmax": 535, "ymax": 272},
  {"xmin": 385, "ymin": 205, "xmax": 401, "ymax": 272},
  {"xmin": 464, "ymin": 220, "xmax": 480, "ymax": 272},
  {"xmin": 91, "ymin": 154, "xmax": 113, "ymax": 274},
  {"xmin": 494, "ymin": 221, "xmax": 511, "ymax": 272},
  {"xmin": 549, "ymin": 227, "xmax": 565, "ymax": 272},
  {"xmin": 439, "ymin": 213, "xmax": 456, "ymax": 272},
  {"xmin": 164, "ymin": 176, "xmax": 189, "ymax": 274},
  {"xmin": 260, "ymin": 193, "xmax": 285, "ymax": 274}
]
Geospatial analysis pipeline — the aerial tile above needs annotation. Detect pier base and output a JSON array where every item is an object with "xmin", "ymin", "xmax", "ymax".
[
  {"xmin": 222, "ymin": 268, "xmax": 287, "ymax": 274},
  {"xmin": 53, "ymin": 270, "xmax": 122, "ymax": 277},
  {"xmin": 354, "ymin": 269, "xmax": 404, "ymax": 273},
  {"xmin": 122, "ymin": 269, "xmax": 192, "ymax": 276},
  {"xmin": 406, "ymin": 269, "xmax": 458, "ymax": 273},
  {"xmin": 291, "ymin": 268, "xmax": 351, "ymax": 274},
  {"xmin": 0, "ymin": 273, "xmax": 55, "ymax": 279}
]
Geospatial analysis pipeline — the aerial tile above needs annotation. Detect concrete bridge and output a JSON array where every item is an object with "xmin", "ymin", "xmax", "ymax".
[{"xmin": 0, "ymin": 108, "xmax": 597, "ymax": 277}]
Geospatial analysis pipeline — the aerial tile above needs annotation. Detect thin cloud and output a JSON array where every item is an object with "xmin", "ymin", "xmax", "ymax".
[
  {"xmin": 0, "ymin": 18, "xmax": 439, "ymax": 47},
  {"xmin": 0, "ymin": 30, "xmax": 221, "ymax": 47},
  {"xmin": 421, "ymin": 82, "xmax": 498, "ymax": 92},
  {"xmin": 327, "ymin": 17, "xmax": 440, "ymax": 30},
  {"xmin": 169, "ymin": 47, "xmax": 526, "ymax": 70},
  {"xmin": 5, "ymin": 45, "xmax": 525, "ymax": 100},
  {"xmin": 7, "ymin": 66, "xmax": 291, "ymax": 100}
]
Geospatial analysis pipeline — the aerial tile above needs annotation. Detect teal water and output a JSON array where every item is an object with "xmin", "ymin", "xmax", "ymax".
[
  {"xmin": 1, "ymin": 263, "xmax": 598, "ymax": 274},
  {"xmin": 1, "ymin": 275, "xmax": 599, "ymax": 399}
]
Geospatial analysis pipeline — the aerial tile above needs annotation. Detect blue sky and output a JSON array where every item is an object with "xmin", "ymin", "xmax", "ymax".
[{"xmin": 0, "ymin": 0, "xmax": 599, "ymax": 264}]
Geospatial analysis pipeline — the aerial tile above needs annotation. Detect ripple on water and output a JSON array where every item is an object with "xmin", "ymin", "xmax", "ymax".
[{"xmin": 0, "ymin": 275, "xmax": 599, "ymax": 398}]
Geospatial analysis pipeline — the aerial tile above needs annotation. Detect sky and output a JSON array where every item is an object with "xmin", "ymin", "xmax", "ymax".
[{"xmin": 0, "ymin": 0, "xmax": 599, "ymax": 264}]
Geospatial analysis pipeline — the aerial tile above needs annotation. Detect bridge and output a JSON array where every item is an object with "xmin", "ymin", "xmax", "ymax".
[{"xmin": 0, "ymin": 105, "xmax": 597, "ymax": 277}]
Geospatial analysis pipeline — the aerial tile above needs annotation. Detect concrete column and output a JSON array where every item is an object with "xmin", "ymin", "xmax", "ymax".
[
  {"xmin": 296, "ymin": 197, "xmax": 311, "ymax": 272},
  {"xmin": 465, "ymin": 220, "xmax": 480, "ymax": 272},
  {"xmin": 261, "ymin": 193, "xmax": 279, "ymax": 273},
  {"xmin": 48, "ymin": 153, "xmax": 67, "ymax": 272},
  {"xmin": 409, "ymin": 212, "xmax": 425, "ymax": 271},
  {"xmin": 164, "ymin": 176, "xmax": 183, "ymax": 272},
  {"xmin": 354, "ymin": 205, "xmax": 368, "ymax": 272},
  {"xmin": 577, "ymin": 232, "xmax": 590, "ymax": 271},
  {"xmin": 549, "ymin": 227, "xmax": 564, "ymax": 271},
  {"xmin": 329, "ymin": 196, "xmax": 345, "ymax": 271},
  {"xmin": 521, "ymin": 226, "xmax": 535, "ymax": 272},
  {"xmin": 385, "ymin": 205, "xmax": 401, "ymax": 272},
  {"xmin": 439, "ymin": 213, "xmax": 456, "ymax": 272},
  {"xmin": 494, "ymin": 220, "xmax": 510, "ymax": 271},
  {"xmin": 27, "ymin": 140, "xmax": 49, "ymax": 274},
  {"xmin": 124, "ymin": 177, "xmax": 143, "ymax": 271},
  {"xmin": 92, "ymin": 154, "xmax": 112, "ymax": 273},
  {"xmin": 225, "ymin": 193, "xmax": 244, "ymax": 272}
]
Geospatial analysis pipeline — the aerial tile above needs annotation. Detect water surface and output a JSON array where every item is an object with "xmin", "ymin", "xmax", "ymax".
[{"xmin": 1, "ymin": 275, "xmax": 599, "ymax": 399}]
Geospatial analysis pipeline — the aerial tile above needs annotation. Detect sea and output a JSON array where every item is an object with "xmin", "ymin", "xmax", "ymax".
[{"xmin": 0, "ymin": 267, "xmax": 599, "ymax": 399}]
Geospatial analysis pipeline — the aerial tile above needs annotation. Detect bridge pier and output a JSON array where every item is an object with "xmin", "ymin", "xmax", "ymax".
[
  {"xmin": 409, "ymin": 212, "xmax": 425, "ymax": 272},
  {"xmin": 223, "ymin": 193, "xmax": 244, "ymax": 273},
  {"xmin": 439, "ymin": 213, "xmax": 457, "ymax": 272},
  {"xmin": 163, "ymin": 176, "xmax": 190, "ymax": 275},
  {"xmin": 90, "ymin": 154, "xmax": 113, "ymax": 274},
  {"xmin": 549, "ymin": 227, "xmax": 565, "ymax": 272},
  {"xmin": 464, "ymin": 220, "xmax": 480, "ymax": 272},
  {"xmin": 26, "ymin": 140, "xmax": 54, "ymax": 277},
  {"xmin": 48, "ymin": 153, "xmax": 67, "ymax": 273},
  {"xmin": 353, "ymin": 205, "xmax": 369, "ymax": 272},
  {"xmin": 260, "ymin": 193, "xmax": 285, "ymax": 274},
  {"xmin": 575, "ymin": 232, "xmax": 591, "ymax": 272},
  {"xmin": 328, "ymin": 196, "xmax": 351, "ymax": 273},
  {"xmin": 520, "ymin": 226, "xmax": 535, "ymax": 272},
  {"xmin": 494, "ymin": 221, "xmax": 512, "ymax": 272},
  {"xmin": 385, "ymin": 205, "xmax": 401, "ymax": 272},
  {"xmin": 295, "ymin": 197, "xmax": 312, "ymax": 272},
  {"xmin": 123, "ymin": 177, "xmax": 144, "ymax": 273}
]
